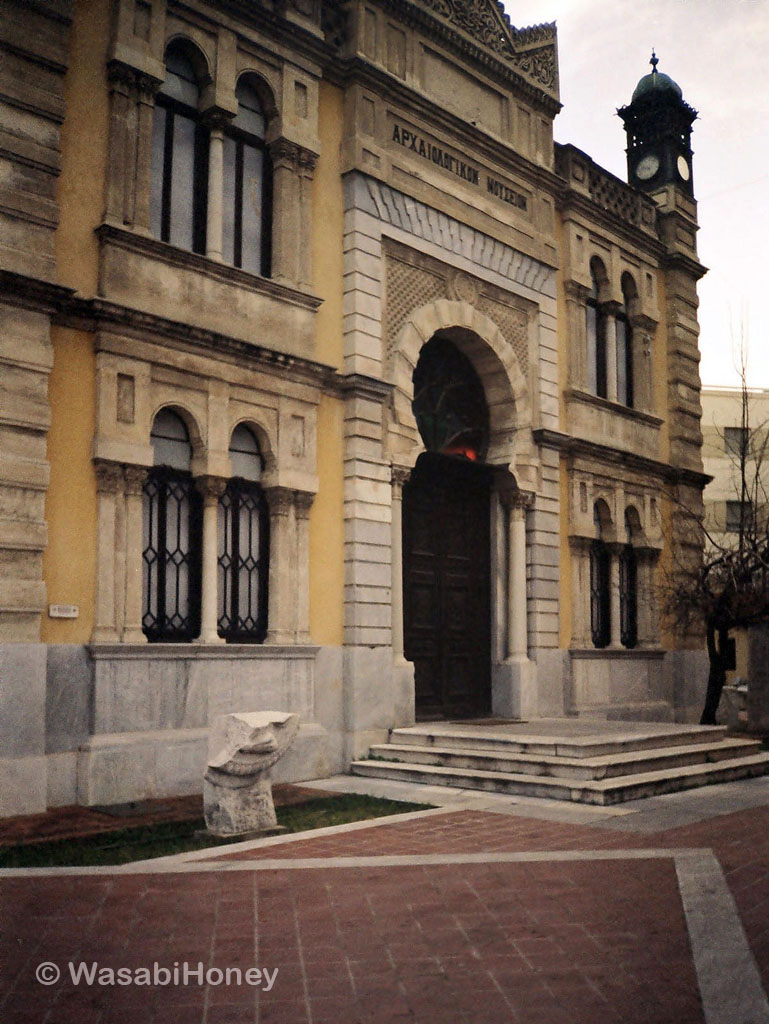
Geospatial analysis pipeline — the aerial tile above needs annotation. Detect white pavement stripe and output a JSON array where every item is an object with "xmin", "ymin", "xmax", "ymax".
[{"xmin": 676, "ymin": 849, "xmax": 769, "ymax": 1024}]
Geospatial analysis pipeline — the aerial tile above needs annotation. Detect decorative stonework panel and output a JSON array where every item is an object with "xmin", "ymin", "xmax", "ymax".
[
  {"xmin": 477, "ymin": 295, "xmax": 529, "ymax": 376},
  {"xmin": 385, "ymin": 258, "xmax": 446, "ymax": 355}
]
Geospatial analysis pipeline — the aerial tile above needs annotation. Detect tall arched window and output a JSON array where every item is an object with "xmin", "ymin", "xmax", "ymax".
[
  {"xmin": 222, "ymin": 77, "xmax": 272, "ymax": 276},
  {"xmin": 150, "ymin": 42, "xmax": 209, "ymax": 254},
  {"xmin": 616, "ymin": 275, "xmax": 635, "ymax": 408},
  {"xmin": 142, "ymin": 409, "xmax": 202, "ymax": 641},
  {"xmin": 590, "ymin": 502, "xmax": 611, "ymax": 648},
  {"xmin": 217, "ymin": 425, "xmax": 270, "ymax": 642},
  {"xmin": 586, "ymin": 262, "xmax": 607, "ymax": 399},
  {"xmin": 620, "ymin": 508, "xmax": 639, "ymax": 649}
]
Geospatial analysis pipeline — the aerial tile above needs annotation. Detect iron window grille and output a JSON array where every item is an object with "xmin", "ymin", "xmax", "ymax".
[
  {"xmin": 619, "ymin": 544, "xmax": 638, "ymax": 648},
  {"xmin": 590, "ymin": 538, "xmax": 611, "ymax": 648},
  {"xmin": 217, "ymin": 478, "xmax": 269, "ymax": 642},
  {"xmin": 142, "ymin": 467, "xmax": 202, "ymax": 641}
]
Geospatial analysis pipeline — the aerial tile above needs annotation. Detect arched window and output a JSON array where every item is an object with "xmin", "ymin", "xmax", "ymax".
[
  {"xmin": 142, "ymin": 409, "xmax": 202, "ymax": 641},
  {"xmin": 150, "ymin": 42, "xmax": 208, "ymax": 254},
  {"xmin": 616, "ymin": 275, "xmax": 635, "ymax": 408},
  {"xmin": 590, "ymin": 502, "xmax": 611, "ymax": 648},
  {"xmin": 412, "ymin": 334, "xmax": 489, "ymax": 462},
  {"xmin": 586, "ymin": 262, "xmax": 607, "ymax": 399},
  {"xmin": 222, "ymin": 78, "xmax": 272, "ymax": 276},
  {"xmin": 620, "ymin": 508, "xmax": 639, "ymax": 648},
  {"xmin": 217, "ymin": 425, "xmax": 269, "ymax": 642}
]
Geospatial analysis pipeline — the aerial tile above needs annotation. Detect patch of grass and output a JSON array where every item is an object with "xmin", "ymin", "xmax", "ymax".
[{"xmin": 0, "ymin": 794, "xmax": 433, "ymax": 869}]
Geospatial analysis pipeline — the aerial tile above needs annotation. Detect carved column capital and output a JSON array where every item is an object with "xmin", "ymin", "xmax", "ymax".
[
  {"xmin": 269, "ymin": 137, "xmax": 300, "ymax": 170},
  {"xmin": 498, "ymin": 483, "xmax": 534, "ymax": 517},
  {"xmin": 264, "ymin": 485, "xmax": 295, "ymax": 516},
  {"xmin": 123, "ymin": 464, "xmax": 148, "ymax": 496},
  {"xmin": 563, "ymin": 279, "xmax": 589, "ymax": 302},
  {"xmin": 293, "ymin": 490, "xmax": 315, "ymax": 519},
  {"xmin": 94, "ymin": 459, "xmax": 124, "ymax": 495},
  {"xmin": 391, "ymin": 465, "xmax": 411, "ymax": 498},
  {"xmin": 297, "ymin": 146, "xmax": 319, "ymax": 176},
  {"xmin": 135, "ymin": 72, "xmax": 163, "ymax": 104},
  {"xmin": 107, "ymin": 60, "xmax": 136, "ymax": 95},
  {"xmin": 201, "ymin": 106, "xmax": 234, "ymax": 133},
  {"xmin": 195, "ymin": 475, "xmax": 228, "ymax": 503}
]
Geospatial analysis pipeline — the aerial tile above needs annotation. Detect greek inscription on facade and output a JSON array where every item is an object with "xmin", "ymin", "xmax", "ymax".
[{"xmin": 390, "ymin": 122, "xmax": 528, "ymax": 212}]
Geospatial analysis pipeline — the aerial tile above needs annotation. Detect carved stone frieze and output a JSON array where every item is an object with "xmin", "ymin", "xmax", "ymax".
[{"xmin": 417, "ymin": 0, "xmax": 557, "ymax": 90}]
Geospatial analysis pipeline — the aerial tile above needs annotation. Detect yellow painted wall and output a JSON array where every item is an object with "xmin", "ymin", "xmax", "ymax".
[
  {"xmin": 41, "ymin": 328, "xmax": 97, "ymax": 643},
  {"xmin": 42, "ymin": 0, "xmax": 109, "ymax": 642},
  {"xmin": 308, "ymin": 80, "xmax": 345, "ymax": 646}
]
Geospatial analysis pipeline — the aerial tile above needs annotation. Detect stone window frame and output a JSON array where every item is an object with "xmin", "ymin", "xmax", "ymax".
[
  {"xmin": 104, "ymin": 30, "xmax": 318, "ymax": 292},
  {"xmin": 91, "ymin": 396, "xmax": 314, "ymax": 650}
]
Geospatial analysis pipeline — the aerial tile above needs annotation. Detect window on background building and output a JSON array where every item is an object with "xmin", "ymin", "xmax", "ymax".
[
  {"xmin": 586, "ymin": 265, "xmax": 607, "ymax": 399},
  {"xmin": 590, "ymin": 503, "xmax": 611, "ymax": 648},
  {"xmin": 150, "ymin": 42, "xmax": 209, "ymax": 254},
  {"xmin": 726, "ymin": 500, "xmax": 753, "ymax": 533},
  {"xmin": 142, "ymin": 409, "xmax": 202, "ymax": 641},
  {"xmin": 616, "ymin": 277, "xmax": 635, "ymax": 408},
  {"xmin": 217, "ymin": 425, "xmax": 270, "ymax": 642},
  {"xmin": 222, "ymin": 78, "xmax": 272, "ymax": 276},
  {"xmin": 724, "ymin": 426, "xmax": 748, "ymax": 456},
  {"xmin": 619, "ymin": 509, "xmax": 638, "ymax": 649}
]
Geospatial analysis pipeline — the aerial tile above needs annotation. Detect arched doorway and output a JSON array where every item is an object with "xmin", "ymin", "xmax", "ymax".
[{"xmin": 402, "ymin": 335, "xmax": 492, "ymax": 718}]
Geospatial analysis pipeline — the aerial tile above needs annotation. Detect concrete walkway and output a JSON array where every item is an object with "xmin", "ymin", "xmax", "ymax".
[{"xmin": 2, "ymin": 775, "xmax": 769, "ymax": 1023}]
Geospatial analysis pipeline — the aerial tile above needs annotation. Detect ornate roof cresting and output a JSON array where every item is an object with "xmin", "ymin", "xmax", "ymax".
[{"xmin": 417, "ymin": 0, "xmax": 558, "ymax": 94}]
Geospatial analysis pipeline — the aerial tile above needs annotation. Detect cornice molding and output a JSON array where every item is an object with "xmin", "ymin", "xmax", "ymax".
[{"xmin": 532, "ymin": 427, "xmax": 711, "ymax": 489}]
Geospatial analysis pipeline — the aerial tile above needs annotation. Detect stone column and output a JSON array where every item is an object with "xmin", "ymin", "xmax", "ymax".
[
  {"xmin": 104, "ymin": 62, "xmax": 135, "ymax": 224},
  {"xmin": 605, "ymin": 311, "xmax": 618, "ymax": 404},
  {"xmin": 390, "ymin": 467, "xmax": 409, "ymax": 663},
  {"xmin": 122, "ymin": 465, "xmax": 148, "ymax": 643},
  {"xmin": 265, "ymin": 486, "xmax": 294, "ymax": 644},
  {"xmin": 564, "ymin": 281, "xmax": 588, "ymax": 390},
  {"xmin": 92, "ymin": 460, "xmax": 123, "ymax": 643},
  {"xmin": 133, "ymin": 74, "xmax": 161, "ymax": 232},
  {"xmin": 297, "ymin": 147, "xmax": 318, "ymax": 289},
  {"xmin": 506, "ymin": 495, "xmax": 531, "ymax": 660},
  {"xmin": 196, "ymin": 476, "xmax": 227, "ymax": 644},
  {"xmin": 293, "ymin": 490, "xmax": 314, "ymax": 642},
  {"xmin": 609, "ymin": 544, "xmax": 622, "ymax": 647},
  {"xmin": 204, "ymin": 111, "xmax": 231, "ymax": 262},
  {"xmin": 268, "ymin": 138, "xmax": 299, "ymax": 286}
]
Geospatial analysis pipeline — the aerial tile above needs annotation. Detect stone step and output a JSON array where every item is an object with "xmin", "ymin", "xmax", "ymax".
[
  {"xmin": 367, "ymin": 737, "xmax": 765, "ymax": 781},
  {"xmin": 574, "ymin": 701, "xmax": 675, "ymax": 723},
  {"xmin": 350, "ymin": 752, "xmax": 769, "ymax": 806},
  {"xmin": 389, "ymin": 723, "xmax": 728, "ymax": 759}
]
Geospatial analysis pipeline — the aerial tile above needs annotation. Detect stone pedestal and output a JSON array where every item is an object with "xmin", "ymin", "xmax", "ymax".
[
  {"xmin": 203, "ymin": 711, "xmax": 299, "ymax": 836},
  {"xmin": 747, "ymin": 625, "xmax": 769, "ymax": 733}
]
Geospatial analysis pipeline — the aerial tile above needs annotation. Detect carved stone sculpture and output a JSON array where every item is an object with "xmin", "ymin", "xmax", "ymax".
[{"xmin": 203, "ymin": 711, "xmax": 299, "ymax": 836}]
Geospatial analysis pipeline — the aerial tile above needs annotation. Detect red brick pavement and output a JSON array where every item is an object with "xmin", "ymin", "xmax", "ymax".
[
  {"xmin": 0, "ymin": 858, "xmax": 702, "ymax": 1024},
  {"xmin": 2, "ymin": 803, "xmax": 768, "ymax": 1023}
]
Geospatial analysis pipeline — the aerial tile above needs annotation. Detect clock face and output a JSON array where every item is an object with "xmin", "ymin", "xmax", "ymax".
[
  {"xmin": 636, "ymin": 154, "xmax": 660, "ymax": 181},
  {"xmin": 677, "ymin": 155, "xmax": 691, "ymax": 181}
]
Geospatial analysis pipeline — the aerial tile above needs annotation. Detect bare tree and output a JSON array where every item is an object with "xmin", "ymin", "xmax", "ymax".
[{"xmin": 664, "ymin": 354, "xmax": 769, "ymax": 725}]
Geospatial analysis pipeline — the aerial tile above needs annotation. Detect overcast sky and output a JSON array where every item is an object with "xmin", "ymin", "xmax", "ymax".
[{"xmin": 503, "ymin": 0, "xmax": 769, "ymax": 389}]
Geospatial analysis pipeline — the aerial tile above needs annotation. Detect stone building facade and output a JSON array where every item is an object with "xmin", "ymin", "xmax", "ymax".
[{"xmin": 1, "ymin": 0, "xmax": 708, "ymax": 816}]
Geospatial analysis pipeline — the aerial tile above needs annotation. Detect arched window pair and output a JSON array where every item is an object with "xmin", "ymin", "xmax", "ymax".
[
  {"xmin": 150, "ymin": 41, "xmax": 271, "ymax": 275},
  {"xmin": 586, "ymin": 261, "xmax": 636, "ymax": 408},
  {"xmin": 142, "ymin": 410, "xmax": 269, "ymax": 643},
  {"xmin": 590, "ymin": 503, "xmax": 638, "ymax": 649}
]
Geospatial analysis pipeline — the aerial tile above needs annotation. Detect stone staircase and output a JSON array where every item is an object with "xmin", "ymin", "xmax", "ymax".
[{"xmin": 350, "ymin": 720, "xmax": 769, "ymax": 806}]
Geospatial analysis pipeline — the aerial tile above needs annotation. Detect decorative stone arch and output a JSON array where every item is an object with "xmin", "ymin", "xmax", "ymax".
[
  {"xmin": 228, "ymin": 416, "xmax": 277, "ymax": 478},
  {"xmin": 162, "ymin": 34, "xmax": 213, "ymax": 94},
  {"xmin": 386, "ymin": 299, "xmax": 533, "ymax": 476},
  {"xmin": 148, "ymin": 401, "xmax": 204, "ymax": 470},
  {"xmin": 234, "ymin": 70, "xmax": 279, "ymax": 123}
]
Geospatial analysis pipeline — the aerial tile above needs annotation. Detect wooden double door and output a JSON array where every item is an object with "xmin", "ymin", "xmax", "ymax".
[{"xmin": 402, "ymin": 453, "xmax": 491, "ymax": 719}]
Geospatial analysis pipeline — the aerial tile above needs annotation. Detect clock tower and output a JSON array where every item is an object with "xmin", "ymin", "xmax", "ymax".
[{"xmin": 618, "ymin": 52, "xmax": 697, "ymax": 197}]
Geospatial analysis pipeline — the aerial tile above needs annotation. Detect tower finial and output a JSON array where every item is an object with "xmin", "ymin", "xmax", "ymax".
[{"xmin": 650, "ymin": 49, "xmax": 659, "ymax": 72}]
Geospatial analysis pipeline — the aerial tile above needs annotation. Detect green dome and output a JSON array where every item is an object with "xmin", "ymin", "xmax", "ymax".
[{"xmin": 631, "ymin": 52, "xmax": 683, "ymax": 103}]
